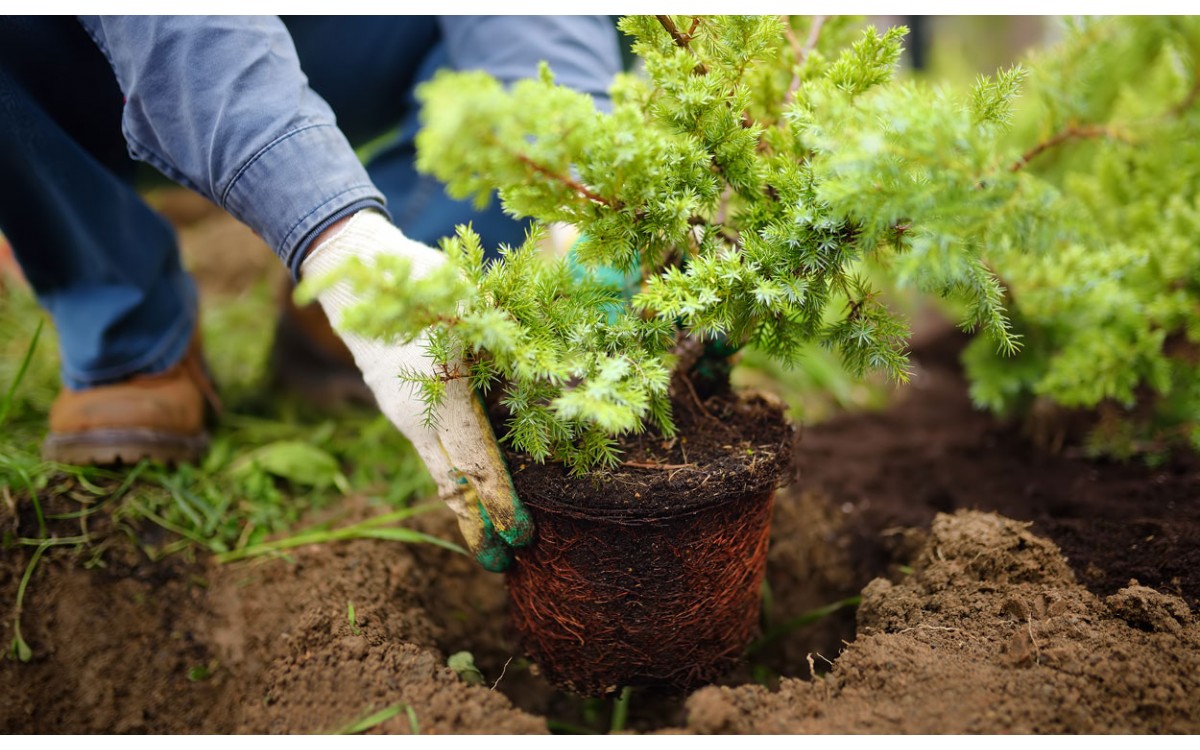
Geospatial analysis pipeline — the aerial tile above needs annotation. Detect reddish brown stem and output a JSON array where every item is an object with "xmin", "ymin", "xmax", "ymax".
[
  {"xmin": 656, "ymin": 15, "xmax": 708, "ymax": 75},
  {"xmin": 620, "ymin": 461, "xmax": 698, "ymax": 470},
  {"xmin": 514, "ymin": 153, "xmax": 618, "ymax": 208},
  {"xmin": 672, "ymin": 332, "xmax": 708, "ymax": 375},
  {"xmin": 784, "ymin": 15, "xmax": 826, "ymax": 105},
  {"xmin": 677, "ymin": 370, "xmax": 717, "ymax": 422},
  {"xmin": 1008, "ymin": 125, "xmax": 1115, "ymax": 172}
]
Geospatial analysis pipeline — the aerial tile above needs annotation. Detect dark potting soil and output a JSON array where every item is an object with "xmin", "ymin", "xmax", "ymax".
[{"xmin": 501, "ymin": 388, "xmax": 794, "ymax": 515}]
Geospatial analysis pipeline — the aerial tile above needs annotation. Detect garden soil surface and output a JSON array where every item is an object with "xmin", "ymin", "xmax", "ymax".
[{"xmin": 2, "ymin": 194, "xmax": 1199, "ymax": 733}]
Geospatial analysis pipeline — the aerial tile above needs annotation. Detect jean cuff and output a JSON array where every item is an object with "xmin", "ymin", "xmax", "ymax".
[
  {"xmin": 286, "ymin": 197, "xmax": 390, "ymax": 280},
  {"xmin": 219, "ymin": 123, "xmax": 388, "ymax": 274},
  {"xmin": 60, "ymin": 273, "xmax": 198, "ymax": 391}
]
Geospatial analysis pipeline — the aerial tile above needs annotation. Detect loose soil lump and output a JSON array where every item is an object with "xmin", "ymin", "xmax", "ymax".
[{"xmin": 684, "ymin": 511, "xmax": 1200, "ymax": 734}]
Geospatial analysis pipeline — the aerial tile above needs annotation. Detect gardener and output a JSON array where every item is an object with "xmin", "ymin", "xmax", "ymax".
[{"xmin": 0, "ymin": 16, "xmax": 622, "ymax": 570}]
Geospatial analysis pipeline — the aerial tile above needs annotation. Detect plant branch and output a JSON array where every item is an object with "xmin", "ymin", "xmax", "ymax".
[
  {"xmin": 672, "ymin": 331, "xmax": 708, "ymax": 375},
  {"xmin": 1169, "ymin": 74, "xmax": 1200, "ymax": 118},
  {"xmin": 688, "ymin": 214, "xmax": 740, "ymax": 246},
  {"xmin": 784, "ymin": 15, "xmax": 826, "ymax": 105},
  {"xmin": 621, "ymin": 461, "xmax": 697, "ymax": 470},
  {"xmin": 677, "ymin": 370, "xmax": 717, "ymax": 422},
  {"xmin": 514, "ymin": 153, "xmax": 620, "ymax": 209},
  {"xmin": 1008, "ymin": 124, "xmax": 1117, "ymax": 172},
  {"xmin": 657, "ymin": 15, "xmax": 708, "ymax": 75}
]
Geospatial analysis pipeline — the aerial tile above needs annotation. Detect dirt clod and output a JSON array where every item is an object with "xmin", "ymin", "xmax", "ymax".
[
  {"xmin": 683, "ymin": 511, "xmax": 1200, "ymax": 734},
  {"xmin": 1107, "ymin": 583, "xmax": 1195, "ymax": 634}
]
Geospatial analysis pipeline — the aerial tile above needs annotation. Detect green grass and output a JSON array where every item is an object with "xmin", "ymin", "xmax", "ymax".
[
  {"xmin": 332, "ymin": 702, "xmax": 420, "ymax": 735},
  {"xmin": 0, "ymin": 282, "xmax": 444, "ymax": 580},
  {"xmin": 8, "ymin": 539, "xmax": 51, "ymax": 662},
  {"xmin": 610, "ymin": 686, "xmax": 633, "ymax": 733},
  {"xmin": 746, "ymin": 595, "xmax": 862, "ymax": 658}
]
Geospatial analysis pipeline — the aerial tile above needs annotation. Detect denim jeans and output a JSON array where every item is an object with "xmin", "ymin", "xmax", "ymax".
[{"xmin": 0, "ymin": 16, "xmax": 618, "ymax": 390}]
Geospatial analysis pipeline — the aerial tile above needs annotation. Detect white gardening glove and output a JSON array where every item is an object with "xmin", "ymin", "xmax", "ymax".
[{"xmin": 300, "ymin": 210, "xmax": 532, "ymax": 571}]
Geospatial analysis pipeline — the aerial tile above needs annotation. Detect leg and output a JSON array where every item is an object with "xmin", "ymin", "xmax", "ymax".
[
  {"xmin": 0, "ymin": 17, "xmax": 209, "ymax": 463},
  {"xmin": 0, "ymin": 16, "xmax": 197, "ymax": 390}
]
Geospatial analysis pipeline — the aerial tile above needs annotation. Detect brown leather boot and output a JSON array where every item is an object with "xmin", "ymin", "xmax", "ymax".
[
  {"xmin": 269, "ymin": 289, "xmax": 375, "ymax": 410},
  {"xmin": 42, "ymin": 334, "xmax": 221, "ymax": 465}
]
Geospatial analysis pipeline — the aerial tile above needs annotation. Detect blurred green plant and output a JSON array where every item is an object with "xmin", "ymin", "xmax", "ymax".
[
  {"xmin": 823, "ymin": 16, "xmax": 1200, "ymax": 456},
  {"xmin": 332, "ymin": 702, "xmax": 420, "ymax": 735}
]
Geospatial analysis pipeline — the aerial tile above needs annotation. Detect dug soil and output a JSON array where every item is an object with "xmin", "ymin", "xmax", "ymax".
[{"xmin": 3, "ymin": 231, "xmax": 1199, "ymax": 731}]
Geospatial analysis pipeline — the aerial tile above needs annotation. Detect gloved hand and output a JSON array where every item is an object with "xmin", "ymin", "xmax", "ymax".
[{"xmin": 300, "ymin": 210, "xmax": 532, "ymax": 571}]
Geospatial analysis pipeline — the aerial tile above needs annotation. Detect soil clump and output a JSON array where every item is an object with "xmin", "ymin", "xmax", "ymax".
[{"xmin": 684, "ymin": 511, "xmax": 1200, "ymax": 733}]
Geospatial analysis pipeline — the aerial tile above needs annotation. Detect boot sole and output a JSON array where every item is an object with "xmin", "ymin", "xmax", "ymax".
[{"xmin": 42, "ymin": 429, "xmax": 210, "ymax": 466}]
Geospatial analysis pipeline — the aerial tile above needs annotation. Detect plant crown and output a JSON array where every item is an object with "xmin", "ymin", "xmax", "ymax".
[{"xmin": 300, "ymin": 15, "xmax": 1026, "ymax": 473}]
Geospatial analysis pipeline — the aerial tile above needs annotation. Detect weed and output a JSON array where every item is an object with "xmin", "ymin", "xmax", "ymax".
[
  {"xmin": 347, "ymin": 601, "xmax": 361, "ymax": 635},
  {"xmin": 8, "ymin": 539, "xmax": 51, "ymax": 662},
  {"xmin": 447, "ymin": 650, "xmax": 485, "ymax": 686},
  {"xmin": 0, "ymin": 283, "xmax": 443, "ymax": 570},
  {"xmin": 0, "ymin": 317, "xmax": 42, "ymax": 428},
  {"xmin": 609, "ymin": 686, "xmax": 633, "ymax": 733},
  {"xmin": 333, "ymin": 703, "xmax": 419, "ymax": 735},
  {"xmin": 746, "ymin": 595, "xmax": 862, "ymax": 657},
  {"xmin": 187, "ymin": 662, "xmax": 217, "ymax": 682},
  {"xmin": 214, "ymin": 504, "xmax": 463, "ymax": 564}
]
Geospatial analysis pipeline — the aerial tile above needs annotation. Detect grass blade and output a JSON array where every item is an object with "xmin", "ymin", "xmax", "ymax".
[
  {"xmin": 215, "ymin": 504, "xmax": 464, "ymax": 563},
  {"xmin": 610, "ymin": 686, "xmax": 633, "ymax": 733},
  {"xmin": 333, "ymin": 702, "xmax": 418, "ymax": 735},
  {"xmin": 9, "ymin": 538, "xmax": 52, "ymax": 662},
  {"xmin": 334, "ymin": 704, "xmax": 403, "ymax": 735},
  {"xmin": 746, "ymin": 595, "xmax": 861, "ymax": 657},
  {"xmin": 357, "ymin": 527, "xmax": 467, "ymax": 554},
  {"xmin": 0, "ymin": 317, "xmax": 43, "ymax": 428}
]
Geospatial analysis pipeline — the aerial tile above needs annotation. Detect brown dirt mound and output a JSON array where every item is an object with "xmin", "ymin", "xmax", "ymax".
[
  {"xmin": 796, "ymin": 328, "xmax": 1200, "ymax": 612},
  {"xmin": 8, "ymin": 499, "xmax": 1198, "ymax": 733},
  {"xmin": 684, "ymin": 510, "xmax": 1200, "ymax": 734},
  {"xmin": 0, "ymin": 500, "xmax": 543, "ymax": 734}
]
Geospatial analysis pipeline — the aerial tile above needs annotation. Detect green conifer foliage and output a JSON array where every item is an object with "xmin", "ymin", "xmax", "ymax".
[
  {"xmin": 812, "ymin": 16, "xmax": 1200, "ymax": 454},
  {"xmin": 938, "ymin": 18, "xmax": 1199, "ymax": 453},
  {"xmin": 302, "ymin": 16, "xmax": 1022, "ymax": 473}
]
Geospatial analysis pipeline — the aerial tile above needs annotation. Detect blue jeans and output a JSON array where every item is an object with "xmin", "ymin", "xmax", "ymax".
[{"xmin": 0, "ymin": 17, "xmax": 533, "ymax": 390}]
